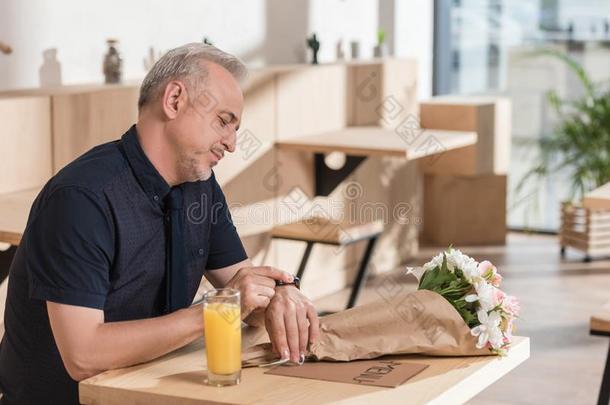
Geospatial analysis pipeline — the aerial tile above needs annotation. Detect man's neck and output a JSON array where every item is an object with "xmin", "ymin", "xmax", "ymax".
[{"xmin": 135, "ymin": 118, "xmax": 180, "ymax": 187}]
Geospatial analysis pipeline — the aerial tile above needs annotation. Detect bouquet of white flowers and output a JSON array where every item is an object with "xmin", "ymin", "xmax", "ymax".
[
  {"xmin": 414, "ymin": 248, "xmax": 520, "ymax": 355},
  {"xmin": 243, "ymin": 248, "xmax": 520, "ymax": 366}
]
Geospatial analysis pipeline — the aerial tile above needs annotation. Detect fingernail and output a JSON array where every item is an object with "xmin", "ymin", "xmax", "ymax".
[{"xmin": 282, "ymin": 350, "xmax": 290, "ymax": 360}]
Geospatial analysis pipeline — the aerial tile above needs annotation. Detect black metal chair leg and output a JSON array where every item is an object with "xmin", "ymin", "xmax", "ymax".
[
  {"xmin": 346, "ymin": 236, "xmax": 378, "ymax": 309},
  {"xmin": 598, "ymin": 341, "xmax": 610, "ymax": 405},
  {"xmin": 296, "ymin": 242, "xmax": 314, "ymax": 280}
]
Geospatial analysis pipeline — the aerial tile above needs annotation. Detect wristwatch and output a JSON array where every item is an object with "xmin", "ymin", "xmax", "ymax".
[{"xmin": 275, "ymin": 275, "xmax": 300, "ymax": 290}]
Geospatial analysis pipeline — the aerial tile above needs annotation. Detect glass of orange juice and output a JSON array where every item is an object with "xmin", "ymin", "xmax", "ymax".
[{"xmin": 203, "ymin": 288, "xmax": 241, "ymax": 386}]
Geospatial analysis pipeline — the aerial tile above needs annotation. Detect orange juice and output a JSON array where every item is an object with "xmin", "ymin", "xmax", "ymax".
[{"xmin": 203, "ymin": 302, "xmax": 241, "ymax": 375}]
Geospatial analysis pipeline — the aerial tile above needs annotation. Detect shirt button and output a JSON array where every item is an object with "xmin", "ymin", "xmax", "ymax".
[
  {"xmin": 198, "ymin": 248, "xmax": 204, "ymax": 255},
  {"xmin": 153, "ymin": 195, "xmax": 159, "ymax": 201}
]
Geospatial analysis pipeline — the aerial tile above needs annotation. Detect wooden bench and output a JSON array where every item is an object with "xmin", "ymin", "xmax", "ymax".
[
  {"xmin": 591, "ymin": 302, "xmax": 610, "ymax": 405},
  {"xmin": 271, "ymin": 217, "xmax": 383, "ymax": 311}
]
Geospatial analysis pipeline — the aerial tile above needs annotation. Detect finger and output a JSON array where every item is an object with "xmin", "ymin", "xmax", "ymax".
[
  {"xmin": 296, "ymin": 304, "xmax": 309, "ymax": 358},
  {"xmin": 251, "ymin": 266, "xmax": 293, "ymax": 283},
  {"xmin": 251, "ymin": 284, "xmax": 275, "ymax": 299},
  {"xmin": 284, "ymin": 309, "xmax": 300, "ymax": 363},
  {"xmin": 240, "ymin": 283, "xmax": 274, "ymax": 313},
  {"xmin": 242, "ymin": 295, "xmax": 270, "ymax": 319},
  {"xmin": 248, "ymin": 295, "xmax": 271, "ymax": 311},
  {"xmin": 250, "ymin": 275, "xmax": 277, "ymax": 290},
  {"xmin": 266, "ymin": 310, "xmax": 289, "ymax": 360},
  {"xmin": 237, "ymin": 271, "xmax": 276, "ymax": 290},
  {"xmin": 306, "ymin": 303, "xmax": 320, "ymax": 347}
]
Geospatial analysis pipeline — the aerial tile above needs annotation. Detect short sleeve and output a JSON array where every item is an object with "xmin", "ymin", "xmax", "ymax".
[
  {"xmin": 25, "ymin": 186, "xmax": 114, "ymax": 309},
  {"xmin": 205, "ymin": 177, "xmax": 248, "ymax": 270}
]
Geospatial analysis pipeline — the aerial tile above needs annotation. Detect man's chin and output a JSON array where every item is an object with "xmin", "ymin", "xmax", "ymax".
[{"xmin": 197, "ymin": 166, "xmax": 213, "ymax": 181}]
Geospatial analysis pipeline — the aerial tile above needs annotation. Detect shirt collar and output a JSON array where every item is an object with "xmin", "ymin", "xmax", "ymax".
[{"xmin": 120, "ymin": 124, "xmax": 171, "ymax": 204}]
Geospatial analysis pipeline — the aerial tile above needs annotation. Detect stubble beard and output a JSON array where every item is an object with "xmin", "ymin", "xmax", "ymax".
[{"xmin": 178, "ymin": 152, "xmax": 213, "ymax": 183}]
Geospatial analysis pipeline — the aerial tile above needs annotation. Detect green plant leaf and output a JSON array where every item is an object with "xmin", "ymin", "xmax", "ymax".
[
  {"xmin": 516, "ymin": 48, "xmax": 610, "ymax": 200},
  {"xmin": 419, "ymin": 254, "xmax": 458, "ymax": 292}
]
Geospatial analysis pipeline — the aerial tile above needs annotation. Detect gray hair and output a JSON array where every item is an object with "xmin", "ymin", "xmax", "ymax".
[{"xmin": 138, "ymin": 43, "xmax": 247, "ymax": 110}]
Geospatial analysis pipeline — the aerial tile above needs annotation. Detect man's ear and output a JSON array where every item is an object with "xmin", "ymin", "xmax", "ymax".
[{"xmin": 161, "ymin": 81, "xmax": 188, "ymax": 119}]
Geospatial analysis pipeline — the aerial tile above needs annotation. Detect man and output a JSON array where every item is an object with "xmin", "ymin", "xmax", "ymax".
[{"xmin": 0, "ymin": 43, "xmax": 319, "ymax": 404}]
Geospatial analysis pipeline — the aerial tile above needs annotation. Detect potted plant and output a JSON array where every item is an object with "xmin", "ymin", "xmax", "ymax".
[
  {"xmin": 373, "ymin": 29, "xmax": 388, "ymax": 58},
  {"xmin": 517, "ymin": 49, "xmax": 610, "ymax": 260},
  {"xmin": 306, "ymin": 33, "xmax": 320, "ymax": 65},
  {"xmin": 518, "ymin": 49, "xmax": 610, "ymax": 198}
]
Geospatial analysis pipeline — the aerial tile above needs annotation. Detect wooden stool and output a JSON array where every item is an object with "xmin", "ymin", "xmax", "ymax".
[
  {"xmin": 271, "ymin": 217, "xmax": 383, "ymax": 311},
  {"xmin": 591, "ymin": 302, "xmax": 610, "ymax": 405}
]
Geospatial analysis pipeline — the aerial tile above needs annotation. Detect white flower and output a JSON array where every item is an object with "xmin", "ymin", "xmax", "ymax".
[
  {"xmin": 464, "ymin": 281, "xmax": 496, "ymax": 312},
  {"xmin": 406, "ymin": 266, "xmax": 425, "ymax": 282},
  {"xmin": 423, "ymin": 249, "xmax": 481, "ymax": 283},
  {"xmin": 422, "ymin": 252, "xmax": 446, "ymax": 272},
  {"xmin": 447, "ymin": 249, "xmax": 480, "ymax": 283},
  {"xmin": 470, "ymin": 310, "xmax": 504, "ymax": 350}
]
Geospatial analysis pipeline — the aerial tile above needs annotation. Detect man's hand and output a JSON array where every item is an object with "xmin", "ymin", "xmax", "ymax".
[
  {"xmin": 265, "ymin": 286, "xmax": 320, "ymax": 363},
  {"xmin": 224, "ymin": 266, "xmax": 293, "ymax": 320}
]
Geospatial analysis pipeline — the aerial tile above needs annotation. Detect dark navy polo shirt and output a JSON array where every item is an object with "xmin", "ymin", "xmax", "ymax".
[{"xmin": 0, "ymin": 125, "xmax": 247, "ymax": 404}]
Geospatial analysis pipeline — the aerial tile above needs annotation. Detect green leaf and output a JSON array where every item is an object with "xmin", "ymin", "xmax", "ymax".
[
  {"xmin": 441, "ymin": 253, "xmax": 449, "ymax": 273},
  {"xmin": 418, "ymin": 252, "xmax": 480, "ymax": 328},
  {"xmin": 417, "ymin": 266, "xmax": 434, "ymax": 289},
  {"xmin": 516, "ymin": 48, "xmax": 610, "ymax": 200},
  {"xmin": 419, "ymin": 255, "xmax": 458, "ymax": 292}
]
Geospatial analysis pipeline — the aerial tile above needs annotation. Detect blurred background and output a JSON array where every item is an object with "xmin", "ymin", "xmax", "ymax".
[
  {"xmin": 2, "ymin": 0, "xmax": 609, "ymax": 231},
  {"xmin": 2, "ymin": 1, "xmax": 610, "ymax": 404}
]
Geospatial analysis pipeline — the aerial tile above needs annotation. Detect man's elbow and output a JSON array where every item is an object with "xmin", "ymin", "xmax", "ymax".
[{"xmin": 63, "ymin": 355, "xmax": 100, "ymax": 382}]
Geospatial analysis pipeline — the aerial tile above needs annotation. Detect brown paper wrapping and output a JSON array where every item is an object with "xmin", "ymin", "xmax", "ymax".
[{"xmin": 243, "ymin": 290, "xmax": 491, "ymax": 367}]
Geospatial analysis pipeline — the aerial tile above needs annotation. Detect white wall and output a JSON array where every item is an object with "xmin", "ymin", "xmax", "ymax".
[
  {"xmin": 308, "ymin": 0, "xmax": 379, "ymax": 63},
  {"xmin": 0, "ymin": 0, "xmax": 268, "ymax": 90},
  {"xmin": 0, "ymin": 0, "xmax": 434, "ymax": 94},
  {"xmin": 394, "ymin": 0, "xmax": 434, "ymax": 98}
]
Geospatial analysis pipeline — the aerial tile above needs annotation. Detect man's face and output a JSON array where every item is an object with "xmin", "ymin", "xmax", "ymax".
[{"xmin": 166, "ymin": 63, "xmax": 243, "ymax": 182}]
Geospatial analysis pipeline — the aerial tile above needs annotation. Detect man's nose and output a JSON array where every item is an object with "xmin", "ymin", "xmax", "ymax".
[{"xmin": 223, "ymin": 129, "xmax": 236, "ymax": 153}]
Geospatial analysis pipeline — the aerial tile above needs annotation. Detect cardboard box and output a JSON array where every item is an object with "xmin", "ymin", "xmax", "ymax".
[
  {"xmin": 423, "ymin": 174, "xmax": 507, "ymax": 246},
  {"xmin": 419, "ymin": 96, "xmax": 511, "ymax": 176}
]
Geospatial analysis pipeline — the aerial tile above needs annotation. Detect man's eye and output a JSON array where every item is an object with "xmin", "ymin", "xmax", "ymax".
[{"xmin": 218, "ymin": 117, "xmax": 228, "ymax": 127}]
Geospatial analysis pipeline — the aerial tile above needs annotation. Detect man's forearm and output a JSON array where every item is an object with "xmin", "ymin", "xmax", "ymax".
[{"xmin": 61, "ymin": 305, "xmax": 203, "ymax": 381}]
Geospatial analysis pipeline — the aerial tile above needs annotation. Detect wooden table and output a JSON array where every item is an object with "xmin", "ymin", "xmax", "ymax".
[
  {"xmin": 275, "ymin": 126, "xmax": 477, "ymax": 158},
  {"xmin": 591, "ymin": 301, "xmax": 610, "ymax": 403},
  {"xmin": 79, "ymin": 327, "xmax": 529, "ymax": 405},
  {"xmin": 276, "ymin": 126, "xmax": 477, "ymax": 196},
  {"xmin": 0, "ymin": 187, "xmax": 39, "ymax": 246}
]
